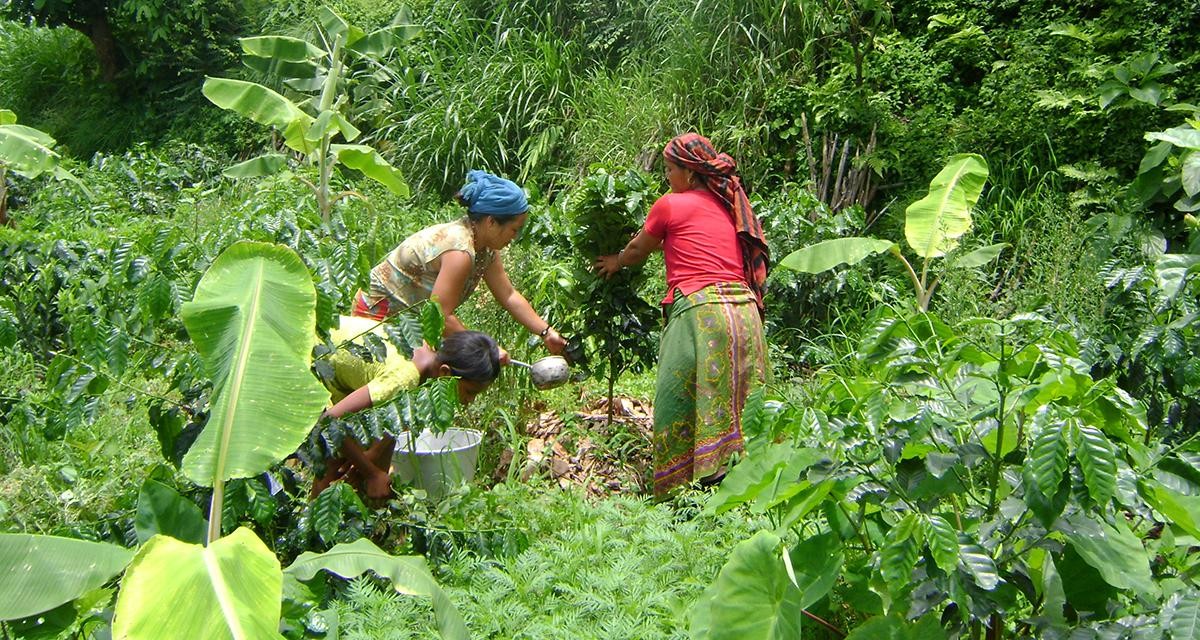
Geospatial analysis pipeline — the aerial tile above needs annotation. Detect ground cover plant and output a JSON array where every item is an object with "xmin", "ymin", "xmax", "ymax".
[{"xmin": 2, "ymin": 0, "xmax": 1200, "ymax": 638}]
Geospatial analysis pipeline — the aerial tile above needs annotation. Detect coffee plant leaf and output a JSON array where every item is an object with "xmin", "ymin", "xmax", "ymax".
[
  {"xmin": 880, "ymin": 514, "xmax": 925, "ymax": 595},
  {"xmin": 1074, "ymin": 423, "xmax": 1118, "ymax": 507},
  {"xmin": 1028, "ymin": 407, "xmax": 1071, "ymax": 499},
  {"xmin": 1062, "ymin": 513, "xmax": 1156, "ymax": 597}
]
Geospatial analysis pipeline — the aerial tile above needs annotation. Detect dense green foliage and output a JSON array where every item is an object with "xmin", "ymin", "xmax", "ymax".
[{"xmin": 2, "ymin": 0, "xmax": 1199, "ymax": 637}]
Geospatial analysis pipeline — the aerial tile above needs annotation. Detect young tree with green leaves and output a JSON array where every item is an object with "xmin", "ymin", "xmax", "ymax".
[{"xmin": 203, "ymin": 6, "xmax": 415, "ymax": 223}]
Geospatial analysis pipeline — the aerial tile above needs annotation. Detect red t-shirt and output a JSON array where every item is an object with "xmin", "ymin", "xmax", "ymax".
[{"xmin": 644, "ymin": 189, "xmax": 746, "ymax": 305}]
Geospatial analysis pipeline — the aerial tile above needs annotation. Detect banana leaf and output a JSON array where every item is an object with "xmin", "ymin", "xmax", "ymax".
[
  {"xmin": 223, "ymin": 154, "xmax": 288, "ymax": 179},
  {"xmin": 180, "ymin": 242, "xmax": 329, "ymax": 487},
  {"xmin": 0, "ymin": 123, "xmax": 60, "ymax": 178},
  {"xmin": 285, "ymin": 538, "xmax": 468, "ymax": 640},
  {"xmin": 778, "ymin": 237, "xmax": 895, "ymax": 275},
  {"xmin": 112, "ymin": 528, "xmax": 283, "ymax": 640},
  {"xmin": 202, "ymin": 77, "xmax": 312, "ymax": 137},
  {"xmin": 904, "ymin": 153, "xmax": 989, "ymax": 259},
  {"xmin": 0, "ymin": 534, "xmax": 134, "ymax": 621},
  {"xmin": 332, "ymin": 144, "xmax": 409, "ymax": 197},
  {"xmin": 240, "ymin": 35, "xmax": 325, "ymax": 62}
]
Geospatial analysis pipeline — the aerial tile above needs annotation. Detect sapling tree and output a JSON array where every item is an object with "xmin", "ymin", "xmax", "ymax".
[
  {"xmin": 779, "ymin": 153, "xmax": 1003, "ymax": 311},
  {"xmin": 202, "ymin": 7, "xmax": 416, "ymax": 223},
  {"xmin": 565, "ymin": 168, "xmax": 659, "ymax": 423}
]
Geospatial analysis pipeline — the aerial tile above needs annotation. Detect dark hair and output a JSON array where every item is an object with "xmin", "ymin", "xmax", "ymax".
[
  {"xmin": 462, "ymin": 207, "xmax": 525, "ymax": 227},
  {"xmin": 437, "ymin": 330, "xmax": 501, "ymax": 382}
]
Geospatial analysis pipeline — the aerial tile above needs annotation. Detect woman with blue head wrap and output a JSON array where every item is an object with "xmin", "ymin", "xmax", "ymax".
[{"xmin": 352, "ymin": 170, "xmax": 567, "ymax": 363}]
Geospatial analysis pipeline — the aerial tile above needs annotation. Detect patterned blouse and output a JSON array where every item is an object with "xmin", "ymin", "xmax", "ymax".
[{"xmin": 358, "ymin": 217, "xmax": 496, "ymax": 317}]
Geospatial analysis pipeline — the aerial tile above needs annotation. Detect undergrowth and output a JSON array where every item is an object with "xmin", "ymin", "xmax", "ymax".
[{"xmin": 331, "ymin": 484, "xmax": 763, "ymax": 639}]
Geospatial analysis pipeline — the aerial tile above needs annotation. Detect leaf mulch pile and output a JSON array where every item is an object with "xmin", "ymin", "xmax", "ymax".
[{"xmin": 492, "ymin": 395, "xmax": 654, "ymax": 497}]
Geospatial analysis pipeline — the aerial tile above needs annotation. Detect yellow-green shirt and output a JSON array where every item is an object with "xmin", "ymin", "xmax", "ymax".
[{"xmin": 323, "ymin": 315, "xmax": 420, "ymax": 406}]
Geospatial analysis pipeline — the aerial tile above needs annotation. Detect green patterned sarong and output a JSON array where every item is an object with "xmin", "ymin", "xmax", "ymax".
[{"xmin": 653, "ymin": 282, "xmax": 767, "ymax": 496}]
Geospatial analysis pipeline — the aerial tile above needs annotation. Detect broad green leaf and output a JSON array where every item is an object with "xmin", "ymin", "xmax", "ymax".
[
  {"xmin": 0, "ymin": 109, "xmax": 15, "ymax": 125},
  {"xmin": 1074, "ymin": 423, "xmax": 1118, "ymax": 506},
  {"xmin": 923, "ymin": 515, "xmax": 958, "ymax": 574},
  {"xmin": 777, "ymin": 479, "xmax": 834, "ymax": 530},
  {"xmin": 1063, "ymin": 514, "xmax": 1156, "ymax": 596},
  {"xmin": 954, "ymin": 243, "xmax": 1008, "ymax": 268},
  {"xmin": 420, "ymin": 297, "xmax": 446, "ymax": 347},
  {"xmin": 241, "ymin": 56, "xmax": 322, "ymax": 83},
  {"xmin": 0, "ymin": 123, "xmax": 60, "ymax": 178},
  {"xmin": 904, "ymin": 154, "xmax": 990, "ymax": 259},
  {"xmin": 112, "ymin": 528, "xmax": 283, "ymax": 639},
  {"xmin": 957, "ymin": 533, "xmax": 1000, "ymax": 591},
  {"xmin": 0, "ymin": 534, "xmax": 133, "ymax": 620},
  {"xmin": 1154, "ymin": 253, "xmax": 1200, "ymax": 301},
  {"xmin": 1163, "ymin": 589, "xmax": 1200, "ymax": 640},
  {"xmin": 1041, "ymin": 552, "xmax": 1067, "ymax": 628},
  {"xmin": 785, "ymin": 532, "xmax": 842, "ymax": 610},
  {"xmin": 330, "ymin": 145, "xmax": 409, "ymax": 196},
  {"xmin": 1183, "ymin": 152, "xmax": 1200, "ymax": 197},
  {"xmin": 1147, "ymin": 127, "xmax": 1200, "ymax": 150},
  {"xmin": 844, "ymin": 614, "xmax": 946, "ymax": 640},
  {"xmin": 880, "ymin": 514, "xmax": 924, "ymax": 594},
  {"xmin": 1144, "ymin": 482, "xmax": 1200, "ymax": 539},
  {"xmin": 223, "ymin": 154, "xmax": 288, "ymax": 179},
  {"xmin": 347, "ymin": 25, "xmax": 421, "ymax": 57},
  {"xmin": 319, "ymin": 6, "xmax": 365, "ymax": 46},
  {"xmin": 202, "ymin": 77, "xmax": 313, "ymax": 135},
  {"xmin": 707, "ymin": 531, "xmax": 803, "ymax": 640},
  {"xmin": 307, "ymin": 110, "xmax": 360, "ymax": 144},
  {"xmin": 1140, "ymin": 140, "xmax": 1174, "ymax": 174},
  {"xmin": 778, "ymin": 237, "xmax": 895, "ymax": 274},
  {"xmin": 240, "ymin": 36, "xmax": 325, "ymax": 62},
  {"xmin": 1028, "ymin": 408, "xmax": 1070, "ymax": 499},
  {"xmin": 705, "ymin": 442, "xmax": 801, "ymax": 514},
  {"xmin": 285, "ymin": 538, "xmax": 468, "ymax": 640},
  {"xmin": 135, "ymin": 479, "xmax": 207, "ymax": 545},
  {"xmin": 181, "ymin": 242, "xmax": 329, "ymax": 487}
]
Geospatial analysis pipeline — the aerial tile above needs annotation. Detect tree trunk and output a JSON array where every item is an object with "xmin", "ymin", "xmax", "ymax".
[
  {"xmin": 64, "ymin": 11, "xmax": 124, "ymax": 83},
  {"xmin": 0, "ymin": 167, "xmax": 8, "ymax": 226}
]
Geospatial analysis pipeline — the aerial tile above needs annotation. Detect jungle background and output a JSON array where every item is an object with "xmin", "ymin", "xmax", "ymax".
[{"xmin": 2, "ymin": 0, "xmax": 1199, "ymax": 638}]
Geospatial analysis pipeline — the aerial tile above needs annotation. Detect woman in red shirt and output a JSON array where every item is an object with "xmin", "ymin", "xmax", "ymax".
[{"xmin": 594, "ymin": 133, "xmax": 769, "ymax": 496}]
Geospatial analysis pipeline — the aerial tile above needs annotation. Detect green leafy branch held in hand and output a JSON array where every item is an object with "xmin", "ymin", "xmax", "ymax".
[
  {"xmin": 0, "ymin": 109, "xmax": 88, "ymax": 226},
  {"xmin": 565, "ymin": 167, "xmax": 660, "ymax": 423},
  {"xmin": 202, "ymin": 7, "xmax": 416, "ymax": 223},
  {"xmin": 779, "ymin": 153, "xmax": 1002, "ymax": 311}
]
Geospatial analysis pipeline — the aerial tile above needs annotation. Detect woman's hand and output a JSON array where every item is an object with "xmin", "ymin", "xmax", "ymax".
[
  {"xmin": 593, "ymin": 254, "xmax": 621, "ymax": 278},
  {"xmin": 497, "ymin": 345, "xmax": 511, "ymax": 365},
  {"xmin": 543, "ymin": 327, "xmax": 567, "ymax": 355}
]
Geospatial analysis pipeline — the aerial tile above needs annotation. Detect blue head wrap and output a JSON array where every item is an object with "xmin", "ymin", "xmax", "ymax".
[{"xmin": 459, "ymin": 170, "xmax": 529, "ymax": 216}]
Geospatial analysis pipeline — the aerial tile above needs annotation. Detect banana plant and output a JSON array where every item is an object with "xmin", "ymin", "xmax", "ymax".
[
  {"xmin": 203, "ymin": 7, "xmax": 418, "ymax": 222},
  {"xmin": 0, "ymin": 108, "xmax": 87, "ymax": 225},
  {"xmin": 0, "ymin": 243, "xmax": 468, "ymax": 640},
  {"xmin": 779, "ymin": 153, "xmax": 1002, "ymax": 311}
]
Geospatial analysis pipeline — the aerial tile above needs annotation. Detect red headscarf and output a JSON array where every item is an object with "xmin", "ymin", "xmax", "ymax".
[{"xmin": 663, "ymin": 133, "xmax": 769, "ymax": 313}]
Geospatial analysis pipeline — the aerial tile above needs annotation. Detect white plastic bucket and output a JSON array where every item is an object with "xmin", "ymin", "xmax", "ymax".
[{"xmin": 392, "ymin": 428, "xmax": 482, "ymax": 499}]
